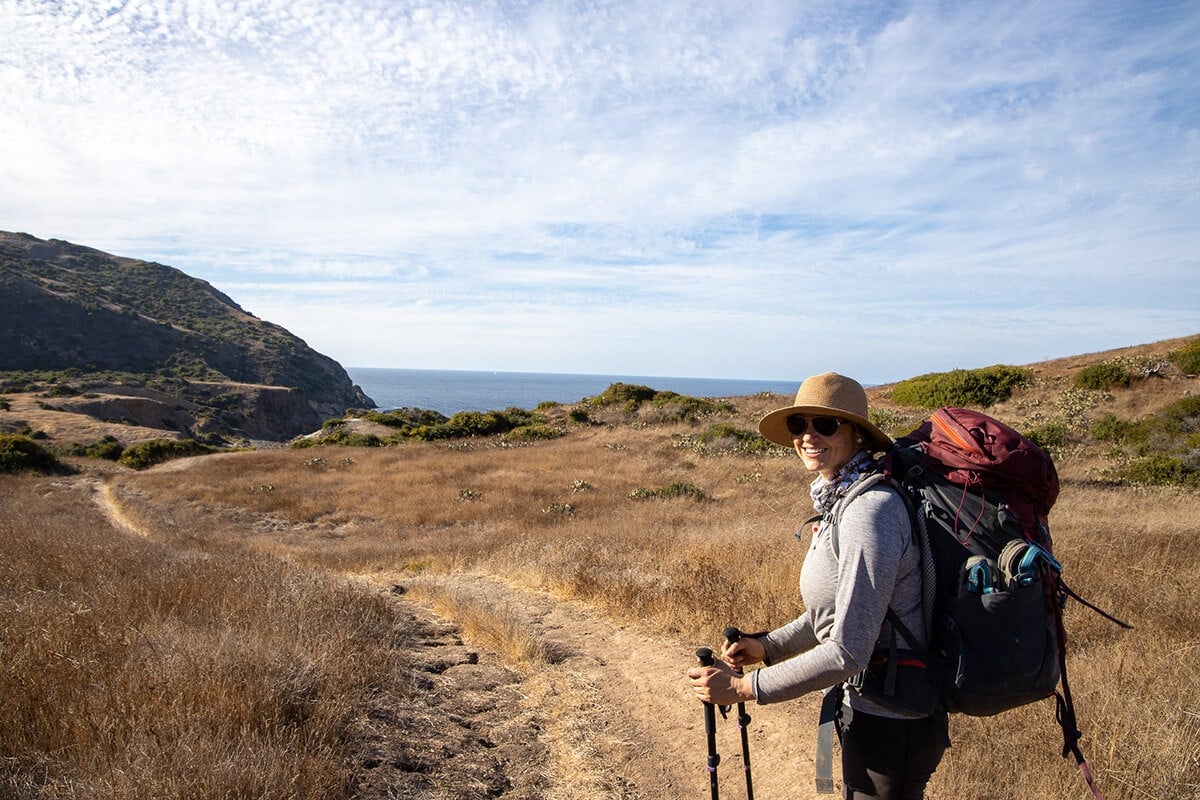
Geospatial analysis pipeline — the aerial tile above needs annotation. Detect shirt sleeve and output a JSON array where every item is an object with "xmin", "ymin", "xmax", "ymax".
[{"xmin": 751, "ymin": 487, "xmax": 910, "ymax": 704}]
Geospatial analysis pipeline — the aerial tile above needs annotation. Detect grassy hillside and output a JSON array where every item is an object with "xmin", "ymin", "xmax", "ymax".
[{"xmin": 1, "ymin": 335, "xmax": 1198, "ymax": 799}]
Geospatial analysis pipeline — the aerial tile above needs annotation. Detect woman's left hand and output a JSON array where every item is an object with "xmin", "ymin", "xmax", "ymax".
[{"xmin": 688, "ymin": 660, "xmax": 753, "ymax": 705}]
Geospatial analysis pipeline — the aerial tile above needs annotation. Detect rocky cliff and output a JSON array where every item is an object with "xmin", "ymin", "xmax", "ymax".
[{"xmin": 0, "ymin": 231, "xmax": 374, "ymax": 441}]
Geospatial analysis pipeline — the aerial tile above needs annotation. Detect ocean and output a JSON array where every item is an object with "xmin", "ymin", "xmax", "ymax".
[{"xmin": 346, "ymin": 367, "xmax": 799, "ymax": 416}]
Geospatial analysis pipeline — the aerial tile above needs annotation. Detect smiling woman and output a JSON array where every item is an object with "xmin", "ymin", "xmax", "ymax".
[{"xmin": 689, "ymin": 372, "xmax": 948, "ymax": 800}]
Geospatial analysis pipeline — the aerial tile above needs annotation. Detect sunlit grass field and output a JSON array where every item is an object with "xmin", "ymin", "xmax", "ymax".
[{"xmin": 3, "ymin": 378, "xmax": 1198, "ymax": 799}]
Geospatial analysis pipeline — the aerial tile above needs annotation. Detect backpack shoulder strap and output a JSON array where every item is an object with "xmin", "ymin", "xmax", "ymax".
[
  {"xmin": 824, "ymin": 472, "xmax": 890, "ymax": 555},
  {"xmin": 826, "ymin": 470, "xmax": 935, "ymax": 651}
]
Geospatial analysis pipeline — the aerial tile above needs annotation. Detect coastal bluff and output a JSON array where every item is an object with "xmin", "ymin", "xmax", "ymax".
[{"xmin": 0, "ymin": 230, "xmax": 374, "ymax": 443}]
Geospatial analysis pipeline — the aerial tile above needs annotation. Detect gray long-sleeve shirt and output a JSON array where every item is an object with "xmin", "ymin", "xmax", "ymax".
[{"xmin": 750, "ymin": 477, "xmax": 926, "ymax": 718}]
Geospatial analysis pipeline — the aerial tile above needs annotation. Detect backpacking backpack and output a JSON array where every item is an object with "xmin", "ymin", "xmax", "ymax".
[
  {"xmin": 883, "ymin": 405, "xmax": 1063, "ymax": 717},
  {"xmin": 870, "ymin": 407, "xmax": 1130, "ymax": 800}
]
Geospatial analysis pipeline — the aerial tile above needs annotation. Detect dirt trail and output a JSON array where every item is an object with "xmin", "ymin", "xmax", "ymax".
[
  {"xmin": 90, "ymin": 477, "xmax": 831, "ymax": 797},
  {"xmin": 363, "ymin": 569, "xmax": 830, "ymax": 799}
]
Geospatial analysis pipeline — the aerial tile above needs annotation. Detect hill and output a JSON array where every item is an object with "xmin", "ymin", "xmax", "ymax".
[
  {"xmin": 2, "ymin": 333, "xmax": 1198, "ymax": 798},
  {"xmin": 0, "ymin": 231, "xmax": 374, "ymax": 441}
]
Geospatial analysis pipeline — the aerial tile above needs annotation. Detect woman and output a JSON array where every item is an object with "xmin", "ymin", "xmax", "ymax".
[{"xmin": 688, "ymin": 372, "xmax": 948, "ymax": 799}]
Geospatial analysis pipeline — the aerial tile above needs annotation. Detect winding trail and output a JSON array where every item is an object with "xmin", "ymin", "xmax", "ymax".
[
  {"xmin": 362, "ymin": 570, "xmax": 828, "ymax": 799},
  {"xmin": 92, "ymin": 475, "xmax": 830, "ymax": 797}
]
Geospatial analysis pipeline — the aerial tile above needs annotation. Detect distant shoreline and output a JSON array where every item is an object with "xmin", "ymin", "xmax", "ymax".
[{"xmin": 347, "ymin": 367, "xmax": 800, "ymax": 416}]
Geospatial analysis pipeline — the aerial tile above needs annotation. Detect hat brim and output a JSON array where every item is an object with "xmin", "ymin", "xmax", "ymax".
[{"xmin": 758, "ymin": 404, "xmax": 893, "ymax": 452}]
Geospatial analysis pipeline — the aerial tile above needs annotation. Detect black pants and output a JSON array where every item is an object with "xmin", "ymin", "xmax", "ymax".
[{"xmin": 840, "ymin": 709, "xmax": 949, "ymax": 800}]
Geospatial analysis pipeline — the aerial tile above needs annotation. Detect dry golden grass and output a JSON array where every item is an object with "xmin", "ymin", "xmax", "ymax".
[
  {"xmin": 0, "ymin": 476, "xmax": 432, "ymax": 800},
  {"xmin": 3, "ymin": 348, "xmax": 1200, "ymax": 799}
]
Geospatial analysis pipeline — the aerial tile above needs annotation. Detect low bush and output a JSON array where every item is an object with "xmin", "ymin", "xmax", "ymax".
[
  {"xmin": 292, "ymin": 430, "xmax": 384, "ymax": 449},
  {"xmin": 505, "ymin": 424, "xmax": 565, "ymax": 442},
  {"xmin": 1025, "ymin": 421, "xmax": 1071, "ymax": 453},
  {"xmin": 677, "ymin": 423, "xmax": 776, "ymax": 455},
  {"xmin": 1159, "ymin": 395, "xmax": 1200, "ymax": 429},
  {"xmin": 364, "ymin": 407, "xmax": 449, "ymax": 430},
  {"xmin": 118, "ymin": 438, "xmax": 217, "ymax": 469},
  {"xmin": 40, "ymin": 383, "xmax": 80, "ymax": 398},
  {"xmin": 1167, "ymin": 339, "xmax": 1200, "ymax": 374},
  {"xmin": 421, "ymin": 409, "xmax": 526, "ymax": 440},
  {"xmin": 628, "ymin": 482, "xmax": 708, "ymax": 501},
  {"xmin": 1075, "ymin": 362, "xmax": 1132, "ymax": 391},
  {"xmin": 0, "ymin": 433, "xmax": 75, "ymax": 474},
  {"xmin": 1118, "ymin": 454, "xmax": 1197, "ymax": 487},
  {"xmin": 587, "ymin": 383, "xmax": 659, "ymax": 411},
  {"xmin": 1090, "ymin": 414, "xmax": 1148, "ymax": 445},
  {"xmin": 585, "ymin": 384, "xmax": 733, "ymax": 421},
  {"xmin": 651, "ymin": 392, "xmax": 735, "ymax": 417},
  {"xmin": 66, "ymin": 435, "xmax": 125, "ymax": 461},
  {"xmin": 889, "ymin": 365, "xmax": 1031, "ymax": 409},
  {"xmin": 1095, "ymin": 397, "xmax": 1200, "ymax": 486}
]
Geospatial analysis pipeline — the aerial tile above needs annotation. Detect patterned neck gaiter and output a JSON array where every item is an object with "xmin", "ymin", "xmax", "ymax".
[{"xmin": 810, "ymin": 449, "xmax": 878, "ymax": 515}]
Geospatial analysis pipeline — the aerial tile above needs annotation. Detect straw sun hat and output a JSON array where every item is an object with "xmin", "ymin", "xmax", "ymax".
[{"xmin": 758, "ymin": 372, "xmax": 892, "ymax": 452}]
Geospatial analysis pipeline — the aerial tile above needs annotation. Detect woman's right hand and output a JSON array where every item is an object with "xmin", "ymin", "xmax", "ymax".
[{"xmin": 722, "ymin": 635, "xmax": 766, "ymax": 669}]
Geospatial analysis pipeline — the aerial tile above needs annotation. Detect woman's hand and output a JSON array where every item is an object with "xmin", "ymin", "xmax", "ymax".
[
  {"xmin": 722, "ymin": 635, "xmax": 766, "ymax": 669},
  {"xmin": 688, "ymin": 659, "xmax": 754, "ymax": 705}
]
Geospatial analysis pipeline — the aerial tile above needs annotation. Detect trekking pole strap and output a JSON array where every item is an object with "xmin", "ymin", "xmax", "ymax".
[
  {"xmin": 1058, "ymin": 579, "xmax": 1133, "ymax": 629},
  {"xmin": 815, "ymin": 685, "xmax": 842, "ymax": 794},
  {"xmin": 1052, "ymin": 605, "xmax": 1109, "ymax": 800}
]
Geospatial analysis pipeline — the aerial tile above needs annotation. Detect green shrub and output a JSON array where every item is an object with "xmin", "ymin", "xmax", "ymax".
[
  {"xmin": 1075, "ymin": 362, "xmax": 1132, "ymax": 391},
  {"xmin": 587, "ymin": 383, "xmax": 659, "ymax": 411},
  {"xmin": 0, "ymin": 433, "xmax": 76, "ymax": 474},
  {"xmin": 505, "ymin": 424, "xmax": 565, "ymax": 442},
  {"xmin": 584, "ymin": 383, "xmax": 732, "ymax": 421},
  {"xmin": 1025, "ymin": 422, "xmax": 1070, "ymax": 452},
  {"xmin": 568, "ymin": 408, "xmax": 592, "ymax": 424},
  {"xmin": 118, "ymin": 438, "xmax": 217, "ymax": 469},
  {"xmin": 1167, "ymin": 340, "xmax": 1200, "ymax": 375},
  {"xmin": 443, "ymin": 410, "xmax": 519, "ymax": 437},
  {"xmin": 651, "ymin": 392, "xmax": 735, "ymax": 416},
  {"xmin": 1090, "ymin": 414, "xmax": 1148, "ymax": 445},
  {"xmin": 1159, "ymin": 395, "xmax": 1200, "ymax": 431},
  {"xmin": 690, "ymin": 423, "xmax": 776, "ymax": 455},
  {"xmin": 291, "ymin": 430, "xmax": 384, "ymax": 449},
  {"xmin": 40, "ymin": 383, "xmax": 80, "ymax": 398},
  {"xmin": 397, "ymin": 408, "xmax": 542, "ymax": 441},
  {"xmin": 85, "ymin": 435, "xmax": 125, "ymax": 461},
  {"xmin": 1118, "ymin": 454, "xmax": 1197, "ymax": 487},
  {"xmin": 629, "ymin": 481, "xmax": 708, "ymax": 501},
  {"xmin": 889, "ymin": 366, "xmax": 1031, "ymax": 409},
  {"xmin": 364, "ymin": 407, "xmax": 448, "ymax": 429},
  {"xmin": 1094, "ymin": 397, "xmax": 1200, "ymax": 487}
]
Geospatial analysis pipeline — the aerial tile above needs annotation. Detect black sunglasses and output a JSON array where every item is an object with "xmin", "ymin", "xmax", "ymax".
[{"xmin": 785, "ymin": 414, "xmax": 844, "ymax": 437}]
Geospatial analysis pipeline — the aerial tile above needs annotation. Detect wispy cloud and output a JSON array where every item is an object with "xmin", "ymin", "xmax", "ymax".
[{"xmin": 2, "ymin": 0, "xmax": 1197, "ymax": 380}]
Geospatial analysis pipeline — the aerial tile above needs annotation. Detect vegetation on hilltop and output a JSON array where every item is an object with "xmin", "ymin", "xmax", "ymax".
[{"xmin": 887, "ymin": 364, "xmax": 1032, "ymax": 409}]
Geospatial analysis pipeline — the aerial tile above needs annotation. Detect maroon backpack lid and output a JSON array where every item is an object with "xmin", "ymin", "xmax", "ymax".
[{"xmin": 893, "ymin": 407, "xmax": 1060, "ymax": 526}]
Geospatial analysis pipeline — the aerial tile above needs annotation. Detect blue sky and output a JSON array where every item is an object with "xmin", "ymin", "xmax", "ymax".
[{"xmin": 3, "ymin": 0, "xmax": 1198, "ymax": 382}]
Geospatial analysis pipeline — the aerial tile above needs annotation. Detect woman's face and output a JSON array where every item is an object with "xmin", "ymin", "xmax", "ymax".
[{"xmin": 788, "ymin": 415, "xmax": 860, "ymax": 479}]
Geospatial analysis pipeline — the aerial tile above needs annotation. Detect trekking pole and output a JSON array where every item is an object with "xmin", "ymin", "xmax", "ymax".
[
  {"xmin": 696, "ymin": 647, "xmax": 721, "ymax": 800},
  {"xmin": 722, "ymin": 627, "xmax": 754, "ymax": 800}
]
